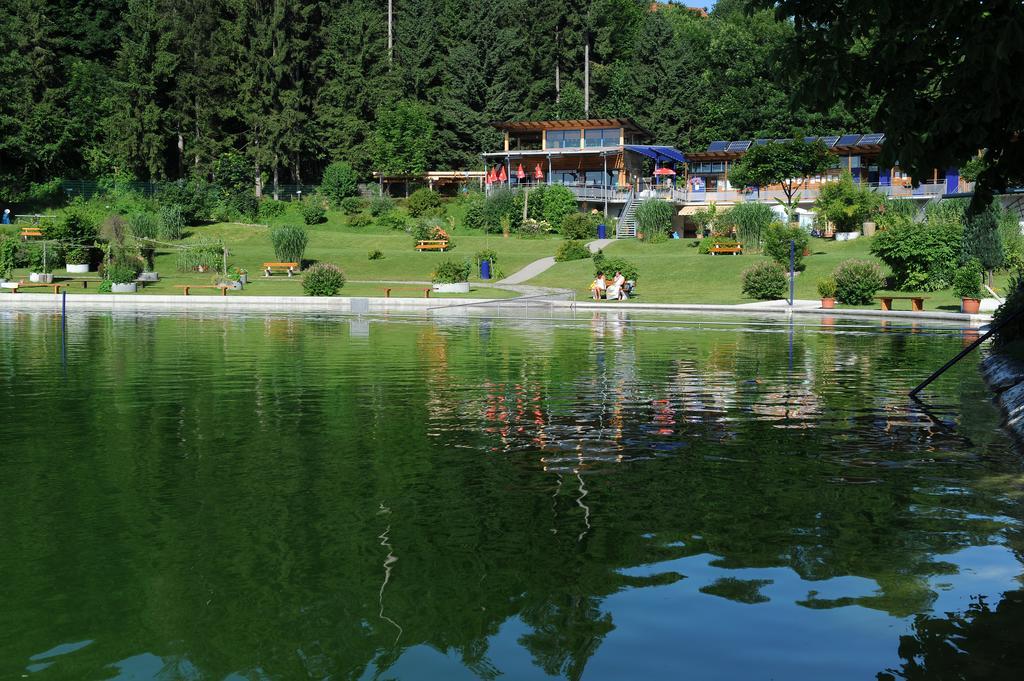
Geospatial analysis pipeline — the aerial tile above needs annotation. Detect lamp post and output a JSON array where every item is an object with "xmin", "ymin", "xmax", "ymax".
[{"xmin": 296, "ymin": 189, "xmax": 302, "ymax": 203}]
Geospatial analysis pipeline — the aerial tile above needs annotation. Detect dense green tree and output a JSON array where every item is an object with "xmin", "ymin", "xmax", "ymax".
[
  {"xmin": 750, "ymin": 0, "xmax": 1024, "ymax": 209},
  {"xmin": 373, "ymin": 100, "xmax": 436, "ymax": 175},
  {"xmin": 729, "ymin": 139, "xmax": 833, "ymax": 210}
]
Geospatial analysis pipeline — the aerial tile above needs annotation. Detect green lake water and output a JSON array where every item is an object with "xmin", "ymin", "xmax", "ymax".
[{"xmin": 1, "ymin": 309, "xmax": 1023, "ymax": 680}]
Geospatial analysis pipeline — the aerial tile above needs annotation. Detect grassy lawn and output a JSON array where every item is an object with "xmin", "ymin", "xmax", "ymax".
[{"xmin": 528, "ymin": 235, "xmax": 1008, "ymax": 311}]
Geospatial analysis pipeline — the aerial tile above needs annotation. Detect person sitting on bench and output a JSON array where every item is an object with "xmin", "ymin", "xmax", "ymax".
[
  {"xmin": 607, "ymin": 271, "xmax": 626, "ymax": 300},
  {"xmin": 591, "ymin": 272, "xmax": 607, "ymax": 300}
]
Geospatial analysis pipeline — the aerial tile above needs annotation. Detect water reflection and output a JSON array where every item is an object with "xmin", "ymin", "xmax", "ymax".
[{"xmin": 0, "ymin": 310, "xmax": 1021, "ymax": 680}]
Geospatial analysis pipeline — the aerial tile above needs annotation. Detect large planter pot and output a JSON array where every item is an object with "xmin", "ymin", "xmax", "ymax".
[
  {"xmin": 138, "ymin": 271, "xmax": 159, "ymax": 282},
  {"xmin": 862, "ymin": 221, "xmax": 876, "ymax": 237},
  {"xmin": 66, "ymin": 263, "xmax": 90, "ymax": 274},
  {"xmin": 961, "ymin": 298, "xmax": 981, "ymax": 314},
  {"xmin": 223, "ymin": 280, "xmax": 243, "ymax": 290},
  {"xmin": 29, "ymin": 272, "xmax": 54, "ymax": 283},
  {"xmin": 111, "ymin": 282, "xmax": 137, "ymax": 293},
  {"xmin": 433, "ymin": 282, "xmax": 470, "ymax": 294},
  {"xmin": 821, "ymin": 297, "xmax": 835, "ymax": 309},
  {"xmin": 835, "ymin": 231, "xmax": 860, "ymax": 242},
  {"xmin": 239, "ymin": 273, "xmax": 248, "ymax": 285}
]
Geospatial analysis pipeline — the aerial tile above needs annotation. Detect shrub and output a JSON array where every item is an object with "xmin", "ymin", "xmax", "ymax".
[
  {"xmin": 368, "ymin": 249, "xmax": 384, "ymax": 260},
  {"xmin": 176, "ymin": 241, "xmax": 222, "ymax": 272},
  {"xmin": 741, "ymin": 261, "xmax": 787, "ymax": 300},
  {"xmin": 432, "ymin": 258, "xmax": 472, "ymax": 284},
  {"xmin": 379, "ymin": 212, "xmax": 407, "ymax": 231},
  {"xmin": 816, "ymin": 276, "xmax": 837, "ymax": 299},
  {"xmin": 814, "ymin": 172, "xmax": 880, "ymax": 233},
  {"xmin": 349, "ymin": 214, "xmax": 373, "ymax": 228},
  {"xmin": 870, "ymin": 217, "xmax": 962, "ymax": 290},
  {"xmin": 834, "ymin": 259, "xmax": 884, "ymax": 305},
  {"xmin": 722, "ymin": 202, "xmax": 773, "ymax": 249},
  {"xmin": 952, "ymin": 259, "xmax": 984, "ymax": 299},
  {"xmin": 592, "ymin": 252, "xmax": 638, "ymax": 283},
  {"xmin": 697, "ymin": 235, "xmax": 742, "ymax": 254},
  {"xmin": 320, "ymin": 161, "xmax": 359, "ymax": 204},
  {"xmin": 157, "ymin": 178, "xmax": 214, "ymax": 224},
  {"xmin": 635, "ymin": 199, "xmax": 674, "ymax": 238},
  {"xmin": 542, "ymin": 184, "xmax": 577, "ymax": 231},
  {"xmin": 128, "ymin": 212, "xmax": 160, "ymax": 240},
  {"xmin": 483, "ymin": 189, "xmax": 523, "ymax": 233},
  {"xmin": 370, "ymin": 193, "xmax": 395, "ymax": 217},
  {"xmin": 555, "ymin": 240, "xmax": 591, "ymax": 262},
  {"xmin": 518, "ymin": 217, "xmax": 549, "ymax": 237},
  {"xmin": 462, "ymin": 192, "xmax": 487, "ymax": 230},
  {"xmin": 474, "ymin": 248, "xmax": 498, "ymax": 268},
  {"xmin": 158, "ymin": 205, "xmax": 185, "ymax": 240},
  {"xmin": 763, "ymin": 222, "xmax": 809, "ymax": 271},
  {"xmin": 27, "ymin": 244, "xmax": 54, "ymax": 273},
  {"xmin": 340, "ymin": 196, "xmax": 365, "ymax": 215},
  {"xmin": 962, "ymin": 203, "xmax": 1005, "ymax": 276},
  {"xmin": 104, "ymin": 261, "xmax": 139, "ymax": 284},
  {"xmin": 258, "ymin": 199, "xmax": 288, "ymax": 219},
  {"xmin": 302, "ymin": 262, "xmax": 346, "ymax": 296},
  {"xmin": 526, "ymin": 184, "xmax": 546, "ymax": 220},
  {"xmin": 300, "ymin": 196, "xmax": 327, "ymax": 225},
  {"xmin": 269, "ymin": 224, "xmax": 309, "ymax": 263},
  {"xmin": 65, "ymin": 246, "xmax": 89, "ymax": 265},
  {"xmin": 0, "ymin": 236, "xmax": 17, "ymax": 278},
  {"xmin": 412, "ymin": 218, "xmax": 448, "ymax": 242},
  {"xmin": 407, "ymin": 188, "xmax": 442, "ymax": 217},
  {"xmin": 561, "ymin": 212, "xmax": 598, "ymax": 240},
  {"xmin": 227, "ymin": 189, "xmax": 259, "ymax": 220}
]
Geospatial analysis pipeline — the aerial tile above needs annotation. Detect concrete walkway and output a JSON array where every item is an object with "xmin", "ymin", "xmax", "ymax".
[{"xmin": 497, "ymin": 238, "xmax": 614, "ymax": 285}]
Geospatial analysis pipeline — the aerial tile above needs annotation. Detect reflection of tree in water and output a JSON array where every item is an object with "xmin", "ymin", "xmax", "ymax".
[
  {"xmin": 878, "ymin": 591, "xmax": 1024, "ymax": 681},
  {"xmin": 518, "ymin": 595, "xmax": 614, "ymax": 680}
]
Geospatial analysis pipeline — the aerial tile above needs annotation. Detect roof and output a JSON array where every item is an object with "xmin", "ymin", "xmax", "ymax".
[
  {"xmin": 481, "ymin": 146, "xmax": 623, "ymax": 158},
  {"xmin": 687, "ymin": 133, "xmax": 887, "ymax": 161},
  {"xmin": 491, "ymin": 118, "xmax": 650, "ymax": 136}
]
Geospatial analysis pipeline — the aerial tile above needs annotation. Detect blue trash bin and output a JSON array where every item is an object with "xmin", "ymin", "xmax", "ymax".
[
  {"xmin": 597, "ymin": 223, "xmax": 607, "ymax": 239},
  {"xmin": 480, "ymin": 260, "xmax": 492, "ymax": 280}
]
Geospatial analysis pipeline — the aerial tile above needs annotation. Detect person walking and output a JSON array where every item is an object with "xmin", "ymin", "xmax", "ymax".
[{"xmin": 2, "ymin": 209, "xmax": 10, "ymax": 224}]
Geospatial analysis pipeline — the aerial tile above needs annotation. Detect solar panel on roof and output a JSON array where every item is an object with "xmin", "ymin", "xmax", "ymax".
[
  {"xmin": 859, "ymin": 133, "xmax": 885, "ymax": 145},
  {"xmin": 820, "ymin": 136, "xmax": 840, "ymax": 147},
  {"xmin": 707, "ymin": 141, "xmax": 729, "ymax": 152},
  {"xmin": 727, "ymin": 140, "xmax": 751, "ymax": 152},
  {"xmin": 837, "ymin": 134, "xmax": 862, "ymax": 146},
  {"xmin": 804, "ymin": 136, "xmax": 818, "ymax": 144}
]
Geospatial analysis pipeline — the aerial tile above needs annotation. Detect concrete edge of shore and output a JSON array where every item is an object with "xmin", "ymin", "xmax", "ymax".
[{"xmin": 0, "ymin": 292, "xmax": 992, "ymax": 325}]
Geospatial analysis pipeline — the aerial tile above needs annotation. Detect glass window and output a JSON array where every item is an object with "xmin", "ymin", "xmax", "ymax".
[
  {"xmin": 549, "ymin": 171, "xmax": 578, "ymax": 184},
  {"xmin": 712, "ymin": 162, "xmax": 725, "ymax": 173},
  {"xmin": 584, "ymin": 128, "xmax": 620, "ymax": 148},
  {"xmin": 583, "ymin": 170, "xmax": 614, "ymax": 185},
  {"xmin": 546, "ymin": 130, "xmax": 582, "ymax": 149}
]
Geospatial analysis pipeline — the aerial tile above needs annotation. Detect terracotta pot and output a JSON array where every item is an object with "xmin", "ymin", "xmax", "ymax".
[
  {"xmin": 802, "ymin": 247, "xmax": 810, "ymax": 257},
  {"xmin": 961, "ymin": 298, "xmax": 981, "ymax": 314},
  {"xmin": 821, "ymin": 297, "xmax": 835, "ymax": 309}
]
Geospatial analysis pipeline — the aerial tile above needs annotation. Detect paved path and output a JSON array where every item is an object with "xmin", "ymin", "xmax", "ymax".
[{"xmin": 497, "ymin": 238, "xmax": 615, "ymax": 285}]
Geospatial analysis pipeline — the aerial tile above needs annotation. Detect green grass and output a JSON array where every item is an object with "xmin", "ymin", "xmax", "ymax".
[{"xmin": 529, "ymin": 236, "xmax": 1008, "ymax": 311}]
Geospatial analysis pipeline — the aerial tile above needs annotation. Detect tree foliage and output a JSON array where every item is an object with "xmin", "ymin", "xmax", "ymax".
[
  {"xmin": 814, "ymin": 172, "xmax": 880, "ymax": 233},
  {"xmin": 728, "ymin": 140, "xmax": 833, "ymax": 207},
  {"xmin": 752, "ymin": 0, "xmax": 1024, "ymax": 208}
]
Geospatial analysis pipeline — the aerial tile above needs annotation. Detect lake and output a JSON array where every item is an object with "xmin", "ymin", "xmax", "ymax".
[{"xmin": 1, "ymin": 309, "xmax": 1021, "ymax": 679}]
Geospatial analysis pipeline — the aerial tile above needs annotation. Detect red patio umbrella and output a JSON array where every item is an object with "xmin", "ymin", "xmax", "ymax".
[
  {"xmin": 534, "ymin": 163, "xmax": 544, "ymax": 180},
  {"xmin": 654, "ymin": 167, "xmax": 676, "ymax": 176},
  {"xmin": 485, "ymin": 168, "xmax": 494, "ymax": 185},
  {"xmin": 516, "ymin": 163, "xmax": 526, "ymax": 180},
  {"xmin": 497, "ymin": 165, "xmax": 508, "ymax": 182}
]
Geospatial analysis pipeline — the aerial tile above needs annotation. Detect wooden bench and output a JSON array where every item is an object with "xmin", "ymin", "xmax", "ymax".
[
  {"xmin": 710, "ymin": 244, "xmax": 743, "ymax": 255},
  {"xmin": 877, "ymin": 295, "xmax": 928, "ymax": 312},
  {"xmin": 3, "ymin": 281, "xmax": 65, "ymax": 294},
  {"xmin": 415, "ymin": 240, "xmax": 449, "ymax": 252},
  {"xmin": 175, "ymin": 284, "xmax": 231, "ymax": 296},
  {"xmin": 19, "ymin": 227, "xmax": 43, "ymax": 240},
  {"xmin": 382, "ymin": 287, "xmax": 431, "ymax": 298},
  {"xmin": 262, "ymin": 261, "xmax": 298, "ymax": 276}
]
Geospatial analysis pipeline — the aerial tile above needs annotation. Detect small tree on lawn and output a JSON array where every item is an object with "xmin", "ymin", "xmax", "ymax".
[
  {"xmin": 321, "ymin": 161, "xmax": 359, "ymax": 205},
  {"xmin": 814, "ymin": 172, "xmax": 880, "ymax": 233},
  {"xmin": 729, "ymin": 139, "xmax": 833, "ymax": 217}
]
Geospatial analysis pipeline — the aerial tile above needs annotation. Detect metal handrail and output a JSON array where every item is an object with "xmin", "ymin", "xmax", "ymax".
[{"xmin": 909, "ymin": 305, "xmax": 1024, "ymax": 398}]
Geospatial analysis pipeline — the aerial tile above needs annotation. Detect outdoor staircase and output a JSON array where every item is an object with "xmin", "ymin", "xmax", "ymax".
[{"xmin": 617, "ymin": 193, "xmax": 638, "ymax": 238}]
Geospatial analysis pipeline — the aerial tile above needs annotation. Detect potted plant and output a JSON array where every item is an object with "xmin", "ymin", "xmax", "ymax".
[
  {"xmin": 432, "ymin": 258, "xmax": 471, "ymax": 294},
  {"xmin": 106, "ymin": 261, "xmax": 139, "ymax": 293},
  {"xmin": 817, "ymin": 276, "xmax": 837, "ymax": 309},
  {"xmin": 219, "ymin": 266, "xmax": 244, "ymax": 290},
  {"xmin": 28, "ymin": 244, "xmax": 54, "ymax": 283},
  {"xmin": 953, "ymin": 259, "xmax": 984, "ymax": 314},
  {"xmin": 65, "ymin": 246, "xmax": 91, "ymax": 274}
]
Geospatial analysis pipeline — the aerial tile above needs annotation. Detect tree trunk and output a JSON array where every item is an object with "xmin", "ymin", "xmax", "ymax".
[
  {"xmin": 584, "ymin": 38, "xmax": 590, "ymax": 117},
  {"xmin": 273, "ymin": 161, "xmax": 279, "ymax": 201},
  {"xmin": 177, "ymin": 129, "xmax": 184, "ymax": 178}
]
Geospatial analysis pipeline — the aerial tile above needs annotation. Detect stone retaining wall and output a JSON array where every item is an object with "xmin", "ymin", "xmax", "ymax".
[{"xmin": 981, "ymin": 354, "xmax": 1024, "ymax": 443}]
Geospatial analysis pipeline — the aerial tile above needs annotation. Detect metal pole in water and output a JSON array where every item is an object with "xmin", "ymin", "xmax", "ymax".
[
  {"xmin": 789, "ymin": 239, "xmax": 795, "ymax": 306},
  {"xmin": 61, "ymin": 290, "xmax": 67, "ymax": 374}
]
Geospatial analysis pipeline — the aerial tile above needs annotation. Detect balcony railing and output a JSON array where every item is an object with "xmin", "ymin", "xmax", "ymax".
[{"xmin": 485, "ymin": 180, "xmax": 965, "ymax": 205}]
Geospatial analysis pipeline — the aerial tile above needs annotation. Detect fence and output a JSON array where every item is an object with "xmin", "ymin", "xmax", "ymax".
[{"xmin": 59, "ymin": 180, "xmax": 320, "ymax": 201}]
